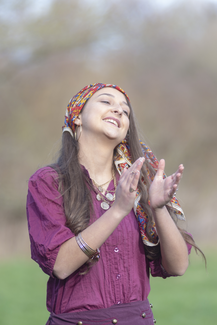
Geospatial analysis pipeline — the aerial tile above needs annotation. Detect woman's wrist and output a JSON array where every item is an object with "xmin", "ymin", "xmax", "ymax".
[
  {"xmin": 109, "ymin": 203, "xmax": 128, "ymax": 220},
  {"xmin": 150, "ymin": 205, "xmax": 168, "ymax": 220},
  {"xmin": 150, "ymin": 203, "xmax": 166, "ymax": 212}
]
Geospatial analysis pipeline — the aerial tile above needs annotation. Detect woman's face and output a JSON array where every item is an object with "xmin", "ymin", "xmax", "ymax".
[{"xmin": 75, "ymin": 87, "xmax": 130, "ymax": 145}]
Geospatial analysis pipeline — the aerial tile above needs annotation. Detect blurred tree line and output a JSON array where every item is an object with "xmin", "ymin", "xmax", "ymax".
[{"xmin": 0, "ymin": 0, "xmax": 217, "ymax": 256}]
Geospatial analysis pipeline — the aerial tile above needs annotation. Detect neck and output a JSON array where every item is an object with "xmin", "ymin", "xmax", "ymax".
[{"xmin": 78, "ymin": 134, "xmax": 116, "ymax": 184}]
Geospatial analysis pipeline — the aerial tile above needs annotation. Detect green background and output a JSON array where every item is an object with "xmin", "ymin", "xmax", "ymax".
[{"xmin": 0, "ymin": 248, "xmax": 215, "ymax": 325}]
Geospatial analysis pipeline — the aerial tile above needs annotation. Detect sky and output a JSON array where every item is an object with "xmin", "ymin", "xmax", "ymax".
[
  {"xmin": 27, "ymin": 0, "xmax": 217, "ymax": 16},
  {"xmin": 155, "ymin": 0, "xmax": 217, "ymax": 8},
  {"xmin": 1, "ymin": 0, "xmax": 217, "ymax": 20}
]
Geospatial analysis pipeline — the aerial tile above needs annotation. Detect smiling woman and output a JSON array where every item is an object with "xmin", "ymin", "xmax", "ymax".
[{"xmin": 26, "ymin": 83, "xmax": 203, "ymax": 325}]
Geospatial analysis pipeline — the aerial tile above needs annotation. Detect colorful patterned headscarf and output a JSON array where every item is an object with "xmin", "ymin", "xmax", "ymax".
[{"xmin": 63, "ymin": 83, "xmax": 185, "ymax": 246}]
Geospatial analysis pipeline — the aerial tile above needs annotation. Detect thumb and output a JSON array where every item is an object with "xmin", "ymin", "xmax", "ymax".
[{"xmin": 156, "ymin": 159, "xmax": 165, "ymax": 178}]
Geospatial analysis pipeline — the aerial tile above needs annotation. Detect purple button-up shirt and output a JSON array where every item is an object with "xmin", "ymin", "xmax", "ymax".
[{"xmin": 26, "ymin": 167, "xmax": 190, "ymax": 314}]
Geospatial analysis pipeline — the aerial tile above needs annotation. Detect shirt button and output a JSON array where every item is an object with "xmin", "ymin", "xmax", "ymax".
[
  {"xmin": 114, "ymin": 247, "xmax": 119, "ymax": 252},
  {"xmin": 117, "ymin": 301, "xmax": 121, "ymax": 304},
  {"xmin": 142, "ymin": 312, "xmax": 146, "ymax": 318},
  {"xmin": 77, "ymin": 322, "xmax": 83, "ymax": 325},
  {"xmin": 116, "ymin": 274, "xmax": 121, "ymax": 280},
  {"xmin": 112, "ymin": 319, "xmax": 118, "ymax": 324}
]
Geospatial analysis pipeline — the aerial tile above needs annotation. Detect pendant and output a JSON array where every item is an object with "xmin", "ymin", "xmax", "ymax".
[
  {"xmin": 106, "ymin": 193, "xmax": 114, "ymax": 201},
  {"xmin": 96, "ymin": 194, "xmax": 101, "ymax": 201},
  {"xmin": 98, "ymin": 186, "xmax": 103, "ymax": 192},
  {"xmin": 101, "ymin": 202, "xmax": 110, "ymax": 210}
]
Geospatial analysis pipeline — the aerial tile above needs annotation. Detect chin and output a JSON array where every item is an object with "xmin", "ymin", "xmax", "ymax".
[{"xmin": 103, "ymin": 129, "xmax": 125, "ymax": 143}]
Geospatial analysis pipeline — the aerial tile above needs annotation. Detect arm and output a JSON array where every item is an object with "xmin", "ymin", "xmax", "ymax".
[
  {"xmin": 53, "ymin": 157, "xmax": 145, "ymax": 279},
  {"xmin": 149, "ymin": 159, "xmax": 189, "ymax": 276}
]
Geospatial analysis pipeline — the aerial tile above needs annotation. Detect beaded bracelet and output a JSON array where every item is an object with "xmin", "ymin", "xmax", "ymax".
[{"xmin": 75, "ymin": 233, "xmax": 100, "ymax": 260}]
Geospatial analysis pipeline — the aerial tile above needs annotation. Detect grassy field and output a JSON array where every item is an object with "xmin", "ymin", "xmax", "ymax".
[
  {"xmin": 149, "ymin": 247, "xmax": 216, "ymax": 324},
  {"xmin": 0, "ymin": 247, "xmax": 215, "ymax": 325}
]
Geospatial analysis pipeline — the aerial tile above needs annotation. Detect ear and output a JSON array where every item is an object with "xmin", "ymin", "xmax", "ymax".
[{"xmin": 74, "ymin": 114, "xmax": 82, "ymax": 126}]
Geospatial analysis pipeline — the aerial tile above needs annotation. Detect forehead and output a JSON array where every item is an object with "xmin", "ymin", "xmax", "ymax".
[{"xmin": 91, "ymin": 87, "xmax": 128, "ymax": 102}]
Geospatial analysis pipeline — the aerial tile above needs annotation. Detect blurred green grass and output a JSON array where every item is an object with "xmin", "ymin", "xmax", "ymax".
[
  {"xmin": 0, "ymin": 247, "xmax": 215, "ymax": 325},
  {"xmin": 0, "ymin": 259, "xmax": 49, "ymax": 325},
  {"xmin": 149, "ymin": 247, "xmax": 216, "ymax": 324}
]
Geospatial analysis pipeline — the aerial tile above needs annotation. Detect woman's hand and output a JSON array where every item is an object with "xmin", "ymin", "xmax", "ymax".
[
  {"xmin": 148, "ymin": 159, "xmax": 189, "ymax": 276},
  {"xmin": 149, "ymin": 159, "xmax": 184, "ymax": 210},
  {"xmin": 112, "ymin": 157, "xmax": 145, "ymax": 217}
]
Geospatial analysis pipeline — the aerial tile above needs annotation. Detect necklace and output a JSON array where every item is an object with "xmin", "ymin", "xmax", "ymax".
[
  {"xmin": 92, "ymin": 176, "xmax": 113, "ymax": 193},
  {"xmin": 92, "ymin": 171, "xmax": 117, "ymax": 210}
]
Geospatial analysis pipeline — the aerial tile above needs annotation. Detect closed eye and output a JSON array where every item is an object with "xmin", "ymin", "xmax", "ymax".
[
  {"xmin": 123, "ymin": 110, "xmax": 129, "ymax": 117},
  {"xmin": 101, "ymin": 100, "xmax": 110, "ymax": 105}
]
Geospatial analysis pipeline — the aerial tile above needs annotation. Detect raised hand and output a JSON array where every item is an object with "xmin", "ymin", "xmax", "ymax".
[
  {"xmin": 149, "ymin": 159, "xmax": 184, "ymax": 210},
  {"xmin": 113, "ymin": 157, "xmax": 145, "ymax": 217}
]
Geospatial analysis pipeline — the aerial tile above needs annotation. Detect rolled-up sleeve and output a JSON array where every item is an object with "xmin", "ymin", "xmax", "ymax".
[{"xmin": 26, "ymin": 167, "xmax": 74, "ymax": 276}]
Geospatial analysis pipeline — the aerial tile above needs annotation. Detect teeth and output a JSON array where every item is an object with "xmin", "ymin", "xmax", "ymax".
[{"xmin": 105, "ymin": 119, "xmax": 118, "ymax": 127}]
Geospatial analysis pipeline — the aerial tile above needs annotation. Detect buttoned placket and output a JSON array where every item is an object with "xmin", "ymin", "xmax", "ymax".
[{"xmin": 113, "ymin": 243, "xmax": 122, "ymax": 305}]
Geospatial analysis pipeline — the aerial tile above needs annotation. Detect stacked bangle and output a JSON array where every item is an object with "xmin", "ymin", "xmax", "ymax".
[{"xmin": 75, "ymin": 233, "xmax": 100, "ymax": 260}]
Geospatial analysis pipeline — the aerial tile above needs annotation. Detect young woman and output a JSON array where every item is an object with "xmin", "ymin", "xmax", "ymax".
[{"xmin": 27, "ymin": 83, "xmax": 195, "ymax": 325}]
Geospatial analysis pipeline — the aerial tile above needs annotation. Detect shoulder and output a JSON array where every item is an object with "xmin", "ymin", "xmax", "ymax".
[
  {"xmin": 29, "ymin": 166, "xmax": 58, "ymax": 181},
  {"xmin": 28, "ymin": 166, "xmax": 59, "ymax": 189},
  {"xmin": 27, "ymin": 166, "xmax": 63, "ymax": 208}
]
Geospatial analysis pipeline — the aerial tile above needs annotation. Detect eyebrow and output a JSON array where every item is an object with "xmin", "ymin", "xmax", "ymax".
[{"xmin": 97, "ymin": 93, "xmax": 129, "ymax": 107}]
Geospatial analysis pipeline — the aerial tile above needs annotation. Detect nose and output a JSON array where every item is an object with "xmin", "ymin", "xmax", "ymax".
[{"xmin": 112, "ymin": 104, "xmax": 123, "ymax": 115}]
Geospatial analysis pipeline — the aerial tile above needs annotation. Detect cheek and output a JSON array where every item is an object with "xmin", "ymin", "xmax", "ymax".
[
  {"xmin": 81, "ymin": 109, "xmax": 94, "ymax": 122},
  {"xmin": 81, "ymin": 109, "xmax": 101, "ymax": 129},
  {"xmin": 125, "ymin": 118, "xmax": 130, "ymax": 130}
]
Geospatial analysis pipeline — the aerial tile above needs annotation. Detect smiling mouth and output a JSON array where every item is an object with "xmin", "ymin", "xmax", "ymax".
[{"xmin": 103, "ymin": 118, "xmax": 119, "ymax": 127}]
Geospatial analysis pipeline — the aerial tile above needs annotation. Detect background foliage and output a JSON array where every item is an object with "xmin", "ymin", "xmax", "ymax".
[{"xmin": 0, "ymin": 0, "xmax": 216, "ymax": 323}]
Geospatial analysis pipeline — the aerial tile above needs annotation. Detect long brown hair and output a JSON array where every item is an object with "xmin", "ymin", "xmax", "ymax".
[{"xmin": 52, "ymin": 96, "xmax": 205, "ymax": 263}]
